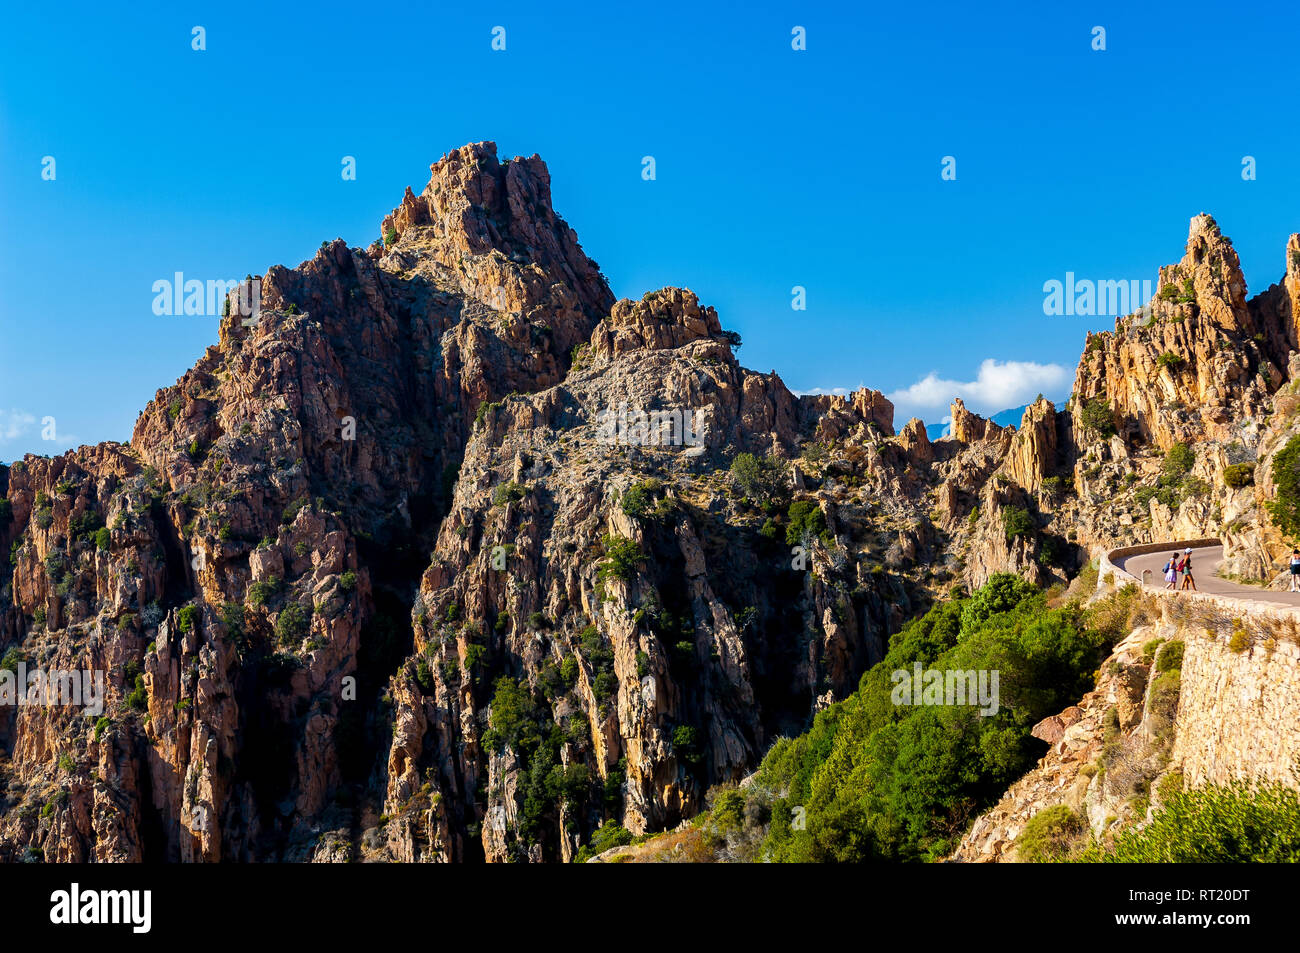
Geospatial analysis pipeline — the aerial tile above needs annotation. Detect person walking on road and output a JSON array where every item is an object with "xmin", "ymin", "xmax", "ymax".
[
  {"xmin": 1163, "ymin": 553, "xmax": 1179, "ymax": 589},
  {"xmin": 1179, "ymin": 547, "xmax": 1197, "ymax": 591},
  {"xmin": 1289, "ymin": 549, "xmax": 1300, "ymax": 592}
]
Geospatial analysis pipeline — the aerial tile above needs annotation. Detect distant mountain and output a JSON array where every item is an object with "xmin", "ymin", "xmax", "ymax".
[{"xmin": 925, "ymin": 403, "xmax": 1031, "ymax": 441}]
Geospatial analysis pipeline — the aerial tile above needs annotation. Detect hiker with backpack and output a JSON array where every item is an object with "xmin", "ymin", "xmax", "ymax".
[
  {"xmin": 1179, "ymin": 547, "xmax": 1197, "ymax": 591},
  {"xmin": 1163, "ymin": 553, "xmax": 1179, "ymax": 589},
  {"xmin": 1289, "ymin": 549, "xmax": 1300, "ymax": 592}
]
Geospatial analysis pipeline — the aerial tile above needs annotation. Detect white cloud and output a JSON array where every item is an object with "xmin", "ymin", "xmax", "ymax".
[
  {"xmin": 887, "ymin": 359, "xmax": 1070, "ymax": 422},
  {"xmin": 0, "ymin": 409, "xmax": 36, "ymax": 441},
  {"xmin": 792, "ymin": 385, "xmax": 858, "ymax": 398}
]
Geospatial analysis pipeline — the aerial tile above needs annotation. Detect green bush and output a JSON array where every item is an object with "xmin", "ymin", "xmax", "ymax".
[
  {"xmin": 177, "ymin": 605, "xmax": 201, "ymax": 633},
  {"xmin": 621, "ymin": 480, "xmax": 663, "ymax": 519},
  {"xmin": 248, "ymin": 576, "xmax": 280, "ymax": 606},
  {"xmin": 281, "ymin": 496, "xmax": 310, "ymax": 525},
  {"xmin": 384, "ymin": 225, "xmax": 398, "ymax": 247},
  {"xmin": 597, "ymin": 535, "xmax": 643, "ymax": 584},
  {"xmin": 1155, "ymin": 352, "xmax": 1185, "ymax": 370},
  {"xmin": 1161, "ymin": 442, "xmax": 1195, "ymax": 483},
  {"xmin": 731, "ymin": 453, "xmax": 781, "ymax": 503},
  {"xmin": 672, "ymin": 725, "xmax": 702, "ymax": 765},
  {"xmin": 560, "ymin": 656, "xmax": 579, "ymax": 687},
  {"xmin": 575, "ymin": 821, "xmax": 634, "ymax": 862},
  {"xmin": 274, "ymin": 603, "xmax": 311, "ymax": 646},
  {"xmin": 94, "ymin": 527, "xmax": 111, "ymax": 551},
  {"xmin": 1079, "ymin": 397, "xmax": 1116, "ymax": 437},
  {"xmin": 492, "ymin": 481, "xmax": 526, "ymax": 507},
  {"xmin": 1268, "ymin": 435, "xmax": 1300, "ymax": 536},
  {"xmin": 127, "ymin": 675, "xmax": 148, "ymax": 711},
  {"xmin": 785, "ymin": 500, "xmax": 828, "ymax": 546},
  {"xmin": 1002, "ymin": 506, "xmax": 1034, "ymax": 541},
  {"xmin": 1016, "ymin": 805, "xmax": 1085, "ymax": 861},
  {"xmin": 712, "ymin": 788, "xmax": 747, "ymax": 832},
  {"xmin": 1070, "ymin": 781, "xmax": 1300, "ymax": 862},
  {"xmin": 339, "ymin": 570, "xmax": 357, "ymax": 592},
  {"xmin": 1155, "ymin": 640, "xmax": 1184, "ymax": 673},
  {"xmin": 1223, "ymin": 462, "xmax": 1255, "ymax": 488}
]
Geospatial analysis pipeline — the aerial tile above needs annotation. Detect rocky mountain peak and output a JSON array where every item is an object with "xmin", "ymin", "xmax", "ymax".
[
  {"xmin": 590, "ymin": 288, "xmax": 725, "ymax": 360},
  {"xmin": 377, "ymin": 142, "xmax": 613, "ymax": 332}
]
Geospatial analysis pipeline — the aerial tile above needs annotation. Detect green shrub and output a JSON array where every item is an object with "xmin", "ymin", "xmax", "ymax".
[
  {"xmin": 339, "ymin": 570, "xmax": 357, "ymax": 592},
  {"xmin": 672, "ymin": 725, "xmax": 702, "ymax": 765},
  {"xmin": 1155, "ymin": 352, "xmax": 1184, "ymax": 370},
  {"xmin": 127, "ymin": 675, "xmax": 148, "ymax": 711},
  {"xmin": 1161, "ymin": 442, "xmax": 1195, "ymax": 482},
  {"xmin": 1016, "ymin": 805, "xmax": 1085, "ymax": 861},
  {"xmin": 575, "ymin": 821, "xmax": 634, "ymax": 862},
  {"xmin": 384, "ymin": 225, "xmax": 398, "ymax": 246},
  {"xmin": 1002, "ymin": 506, "xmax": 1034, "ymax": 541},
  {"xmin": 712, "ymin": 788, "xmax": 747, "ymax": 832},
  {"xmin": 621, "ymin": 481, "xmax": 657, "ymax": 519},
  {"xmin": 731, "ymin": 452, "xmax": 781, "ymax": 503},
  {"xmin": 492, "ymin": 481, "xmax": 526, "ymax": 507},
  {"xmin": 785, "ymin": 500, "xmax": 828, "ymax": 546},
  {"xmin": 274, "ymin": 603, "xmax": 311, "ymax": 646},
  {"xmin": 560, "ymin": 655, "xmax": 579, "ymax": 687},
  {"xmin": 94, "ymin": 527, "xmax": 110, "ymax": 551},
  {"xmin": 1267, "ymin": 435, "xmax": 1300, "ymax": 536},
  {"xmin": 1079, "ymin": 397, "xmax": 1116, "ymax": 437},
  {"xmin": 1070, "ymin": 781, "xmax": 1300, "ymax": 862},
  {"xmin": 597, "ymin": 535, "xmax": 643, "ymax": 584},
  {"xmin": 281, "ymin": 496, "xmax": 309, "ymax": 524},
  {"xmin": 1223, "ymin": 462, "xmax": 1255, "ymax": 488},
  {"xmin": 177, "ymin": 605, "xmax": 201, "ymax": 633},
  {"xmin": 415, "ymin": 658, "xmax": 434, "ymax": 694},
  {"xmin": 1155, "ymin": 640, "xmax": 1184, "ymax": 673},
  {"xmin": 248, "ymin": 576, "xmax": 281, "ymax": 606}
]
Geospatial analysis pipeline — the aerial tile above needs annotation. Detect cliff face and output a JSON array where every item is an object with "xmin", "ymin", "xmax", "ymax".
[
  {"xmin": 1071, "ymin": 215, "xmax": 1282, "ymax": 453},
  {"xmin": 0, "ymin": 143, "xmax": 616, "ymax": 862}
]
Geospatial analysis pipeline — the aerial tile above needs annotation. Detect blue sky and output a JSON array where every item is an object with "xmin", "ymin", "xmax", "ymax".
[{"xmin": 3, "ymin": 0, "xmax": 1299, "ymax": 462}]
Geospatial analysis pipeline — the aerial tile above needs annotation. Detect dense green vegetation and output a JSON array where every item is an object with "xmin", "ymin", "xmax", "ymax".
[
  {"xmin": 749, "ymin": 575, "xmax": 1120, "ymax": 862},
  {"xmin": 481, "ymin": 676, "xmax": 590, "ymax": 849},
  {"xmin": 1268, "ymin": 435, "xmax": 1300, "ymax": 536},
  {"xmin": 1068, "ymin": 781, "xmax": 1300, "ymax": 862}
]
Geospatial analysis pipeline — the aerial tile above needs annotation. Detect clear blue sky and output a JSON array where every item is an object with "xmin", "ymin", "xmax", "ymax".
[{"xmin": 3, "ymin": 0, "xmax": 1299, "ymax": 461}]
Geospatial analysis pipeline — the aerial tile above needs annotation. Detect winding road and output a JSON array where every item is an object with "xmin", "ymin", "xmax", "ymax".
[{"xmin": 1114, "ymin": 543, "xmax": 1300, "ymax": 608}]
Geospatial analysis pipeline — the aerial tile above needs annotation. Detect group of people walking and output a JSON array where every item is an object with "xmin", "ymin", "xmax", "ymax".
[{"xmin": 1163, "ymin": 548, "xmax": 1197, "ymax": 591}]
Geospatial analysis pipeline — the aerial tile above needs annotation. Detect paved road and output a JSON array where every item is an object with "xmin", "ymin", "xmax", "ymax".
[{"xmin": 1116, "ymin": 543, "xmax": 1300, "ymax": 608}]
